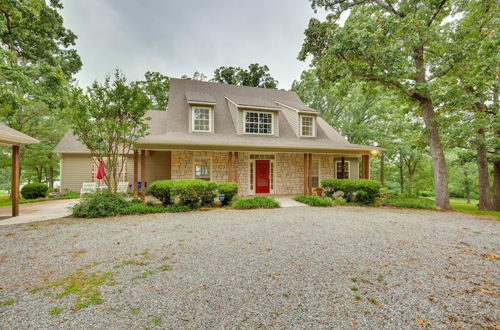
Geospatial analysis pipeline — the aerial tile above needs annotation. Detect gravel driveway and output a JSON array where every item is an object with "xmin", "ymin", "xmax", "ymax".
[{"xmin": 0, "ymin": 206, "xmax": 498, "ymax": 329}]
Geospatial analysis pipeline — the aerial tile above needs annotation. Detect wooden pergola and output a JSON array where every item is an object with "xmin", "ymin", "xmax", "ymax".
[{"xmin": 0, "ymin": 123, "xmax": 39, "ymax": 217}]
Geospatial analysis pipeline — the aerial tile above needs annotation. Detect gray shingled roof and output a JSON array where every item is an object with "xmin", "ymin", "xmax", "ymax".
[
  {"xmin": 0, "ymin": 122, "xmax": 39, "ymax": 145},
  {"xmin": 54, "ymin": 78, "xmax": 380, "ymax": 153}
]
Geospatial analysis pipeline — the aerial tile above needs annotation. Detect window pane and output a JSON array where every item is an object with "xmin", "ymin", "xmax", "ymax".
[
  {"xmin": 245, "ymin": 112, "xmax": 272, "ymax": 134},
  {"xmin": 336, "ymin": 161, "xmax": 349, "ymax": 179},
  {"xmin": 301, "ymin": 116, "xmax": 313, "ymax": 136},
  {"xmin": 193, "ymin": 108, "xmax": 210, "ymax": 131},
  {"xmin": 194, "ymin": 158, "xmax": 210, "ymax": 179},
  {"xmin": 312, "ymin": 159, "xmax": 319, "ymax": 187}
]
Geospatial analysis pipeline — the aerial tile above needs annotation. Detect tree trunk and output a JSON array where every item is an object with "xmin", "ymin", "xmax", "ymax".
[
  {"xmin": 413, "ymin": 43, "xmax": 450, "ymax": 209},
  {"xmin": 476, "ymin": 129, "xmax": 491, "ymax": 209},
  {"xmin": 399, "ymin": 152, "xmax": 404, "ymax": 194},
  {"xmin": 493, "ymin": 160, "xmax": 500, "ymax": 211},
  {"xmin": 379, "ymin": 152, "xmax": 385, "ymax": 185},
  {"xmin": 48, "ymin": 165, "xmax": 54, "ymax": 189}
]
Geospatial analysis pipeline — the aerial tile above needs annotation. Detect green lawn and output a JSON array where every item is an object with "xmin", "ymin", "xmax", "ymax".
[
  {"xmin": 0, "ymin": 193, "xmax": 80, "ymax": 208},
  {"xmin": 426, "ymin": 197, "xmax": 500, "ymax": 218}
]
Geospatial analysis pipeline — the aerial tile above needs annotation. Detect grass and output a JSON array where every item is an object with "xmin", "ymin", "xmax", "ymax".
[
  {"xmin": 49, "ymin": 306, "xmax": 64, "ymax": 315},
  {"xmin": 0, "ymin": 192, "xmax": 80, "ymax": 208},
  {"xmin": 385, "ymin": 195, "xmax": 436, "ymax": 210},
  {"xmin": 130, "ymin": 264, "xmax": 172, "ymax": 281},
  {"xmin": 47, "ymin": 271, "xmax": 115, "ymax": 310},
  {"xmin": 231, "ymin": 196, "xmax": 280, "ymax": 209},
  {"xmin": 294, "ymin": 195, "xmax": 333, "ymax": 207},
  {"xmin": 434, "ymin": 197, "xmax": 500, "ymax": 218},
  {"xmin": 0, "ymin": 299, "xmax": 16, "ymax": 306}
]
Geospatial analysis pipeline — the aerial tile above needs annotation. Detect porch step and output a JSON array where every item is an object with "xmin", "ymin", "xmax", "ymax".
[{"xmin": 274, "ymin": 197, "xmax": 309, "ymax": 208}]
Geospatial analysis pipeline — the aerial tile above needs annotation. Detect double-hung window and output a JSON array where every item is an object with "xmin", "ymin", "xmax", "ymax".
[
  {"xmin": 300, "ymin": 115, "xmax": 315, "ymax": 137},
  {"xmin": 312, "ymin": 159, "xmax": 320, "ymax": 188},
  {"xmin": 192, "ymin": 107, "xmax": 211, "ymax": 132},
  {"xmin": 194, "ymin": 158, "xmax": 210, "ymax": 181},
  {"xmin": 335, "ymin": 160, "xmax": 350, "ymax": 179},
  {"xmin": 245, "ymin": 111, "xmax": 273, "ymax": 135}
]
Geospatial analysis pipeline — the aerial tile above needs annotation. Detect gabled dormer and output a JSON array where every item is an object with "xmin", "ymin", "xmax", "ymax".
[
  {"xmin": 186, "ymin": 91, "xmax": 216, "ymax": 134},
  {"xmin": 226, "ymin": 96, "xmax": 280, "ymax": 137},
  {"xmin": 276, "ymin": 101, "xmax": 319, "ymax": 138}
]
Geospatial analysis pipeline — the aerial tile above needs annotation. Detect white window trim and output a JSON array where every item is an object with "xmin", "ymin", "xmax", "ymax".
[
  {"xmin": 248, "ymin": 154, "xmax": 276, "ymax": 194},
  {"xmin": 243, "ymin": 110, "xmax": 274, "ymax": 135},
  {"xmin": 193, "ymin": 157, "xmax": 212, "ymax": 180},
  {"xmin": 191, "ymin": 106, "xmax": 213, "ymax": 133},
  {"xmin": 335, "ymin": 160, "xmax": 350, "ymax": 179},
  {"xmin": 312, "ymin": 158, "xmax": 320, "ymax": 188},
  {"xmin": 300, "ymin": 115, "xmax": 316, "ymax": 137}
]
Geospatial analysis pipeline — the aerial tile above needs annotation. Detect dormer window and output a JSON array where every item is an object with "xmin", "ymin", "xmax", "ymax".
[
  {"xmin": 300, "ymin": 115, "xmax": 315, "ymax": 137},
  {"xmin": 244, "ymin": 111, "xmax": 273, "ymax": 135},
  {"xmin": 192, "ymin": 106, "xmax": 212, "ymax": 132}
]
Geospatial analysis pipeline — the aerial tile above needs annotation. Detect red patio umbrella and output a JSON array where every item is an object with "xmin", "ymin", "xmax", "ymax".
[{"xmin": 96, "ymin": 158, "xmax": 105, "ymax": 186}]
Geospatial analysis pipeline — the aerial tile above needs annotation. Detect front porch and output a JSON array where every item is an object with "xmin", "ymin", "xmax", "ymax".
[{"xmin": 132, "ymin": 149, "xmax": 372, "ymax": 200}]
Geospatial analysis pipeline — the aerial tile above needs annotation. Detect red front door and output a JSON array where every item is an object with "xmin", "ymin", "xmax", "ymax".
[{"xmin": 255, "ymin": 160, "xmax": 270, "ymax": 193}]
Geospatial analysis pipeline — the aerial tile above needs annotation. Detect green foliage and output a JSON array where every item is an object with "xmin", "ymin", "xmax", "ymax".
[
  {"xmin": 294, "ymin": 195, "xmax": 333, "ymax": 207},
  {"xmin": 232, "ymin": 197, "xmax": 280, "ymax": 210},
  {"xmin": 217, "ymin": 182, "xmax": 239, "ymax": 206},
  {"xmin": 21, "ymin": 182, "xmax": 48, "ymax": 199},
  {"xmin": 135, "ymin": 71, "xmax": 170, "ymax": 110},
  {"xmin": 68, "ymin": 70, "xmax": 151, "ymax": 192},
  {"xmin": 147, "ymin": 180, "xmax": 176, "ymax": 206},
  {"xmin": 212, "ymin": 64, "xmax": 278, "ymax": 88},
  {"xmin": 170, "ymin": 179, "xmax": 217, "ymax": 208},
  {"xmin": 321, "ymin": 179, "xmax": 380, "ymax": 205},
  {"xmin": 72, "ymin": 190, "xmax": 129, "ymax": 218},
  {"xmin": 332, "ymin": 197, "xmax": 347, "ymax": 205},
  {"xmin": 120, "ymin": 201, "xmax": 190, "ymax": 215},
  {"xmin": 385, "ymin": 194, "xmax": 436, "ymax": 210}
]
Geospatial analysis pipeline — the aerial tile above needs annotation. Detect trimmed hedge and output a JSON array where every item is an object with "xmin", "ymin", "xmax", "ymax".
[
  {"xmin": 147, "ymin": 179, "xmax": 217, "ymax": 208},
  {"xmin": 232, "ymin": 197, "xmax": 280, "ymax": 209},
  {"xmin": 217, "ymin": 182, "xmax": 239, "ymax": 206},
  {"xmin": 321, "ymin": 179, "xmax": 380, "ymax": 205},
  {"xmin": 294, "ymin": 195, "xmax": 333, "ymax": 207},
  {"xmin": 21, "ymin": 183, "xmax": 48, "ymax": 199}
]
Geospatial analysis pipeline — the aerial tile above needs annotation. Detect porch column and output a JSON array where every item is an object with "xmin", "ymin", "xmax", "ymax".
[
  {"xmin": 234, "ymin": 152, "xmax": 239, "ymax": 184},
  {"xmin": 228, "ymin": 152, "xmax": 233, "ymax": 182},
  {"xmin": 11, "ymin": 145, "xmax": 19, "ymax": 217},
  {"xmin": 362, "ymin": 154, "xmax": 370, "ymax": 179},
  {"xmin": 308, "ymin": 154, "xmax": 313, "ymax": 195},
  {"xmin": 140, "ymin": 149, "xmax": 146, "ymax": 201},
  {"xmin": 303, "ymin": 153, "xmax": 308, "ymax": 195},
  {"xmin": 133, "ymin": 150, "xmax": 139, "ymax": 199}
]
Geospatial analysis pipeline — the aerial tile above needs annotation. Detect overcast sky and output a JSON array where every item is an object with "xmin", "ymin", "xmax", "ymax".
[{"xmin": 61, "ymin": 0, "xmax": 327, "ymax": 90}]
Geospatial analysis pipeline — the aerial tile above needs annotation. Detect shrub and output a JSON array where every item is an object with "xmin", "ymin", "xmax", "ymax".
[
  {"xmin": 232, "ymin": 197, "xmax": 280, "ymax": 209},
  {"xmin": 385, "ymin": 194, "xmax": 436, "ymax": 210},
  {"xmin": 21, "ymin": 183, "xmax": 48, "ymax": 199},
  {"xmin": 171, "ymin": 179, "xmax": 217, "ymax": 208},
  {"xmin": 121, "ymin": 201, "xmax": 190, "ymax": 215},
  {"xmin": 321, "ymin": 179, "xmax": 381, "ymax": 205},
  {"xmin": 72, "ymin": 190, "xmax": 129, "ymax": 218},
  {"xmin": 147, "ymin": 180, "xmax": 175, "ymax": 206},
  {"xmin": 332, "ymin": 197, "xmax": 347, "ymax": 205},
  {"xmin": 294, "ymin": 195, "xmax": 333, "ymax": 207},
  {"xmin": 217, "ymin": 182, "xmax": 239, "ymax": 206}
]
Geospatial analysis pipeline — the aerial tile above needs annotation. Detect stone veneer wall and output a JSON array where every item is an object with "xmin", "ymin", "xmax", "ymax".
[{"xmin": 170, "ymin": 150, "xmax": 359, "ymax": 196}]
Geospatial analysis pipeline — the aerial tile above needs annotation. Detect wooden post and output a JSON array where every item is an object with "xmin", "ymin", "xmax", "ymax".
[
  {"xmin": 303, "ymin": 153, "xmax": 308, "ymax": 195},
  {"xmin": 141, "ymin": 149, "xmax": 146, "ymax": 201},
  {"xmin": 133, "ymin": 150, "xmax": 139, "ymax": 199},
  {"xmin": 228, "ymin": 152, "xmax": 233, "ymax": 182},
  {"xmin": 308, "ymin": 154, "xmax": 313, "ymax": 195},
  {"xmin": 234, "ymin": 152, "xmax": 239, "ymax": 184},
  {"xmin": 362, "ymin": 154, "xmax": 370, "ymax": 179},
  {"xmin": 12, "ymin": 145, "xmax": 19, "ymax": 217}
]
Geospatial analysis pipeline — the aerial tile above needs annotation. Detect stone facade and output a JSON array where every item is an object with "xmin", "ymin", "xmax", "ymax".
[{"xmin": 170, "ymin": 150, "xmax": 361, "ymax": 196}]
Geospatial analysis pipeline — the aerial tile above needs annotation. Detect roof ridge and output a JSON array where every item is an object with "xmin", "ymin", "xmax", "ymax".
[{"xmin": 170, "ymin": 77, "xmax": 294, "ymax": 94}]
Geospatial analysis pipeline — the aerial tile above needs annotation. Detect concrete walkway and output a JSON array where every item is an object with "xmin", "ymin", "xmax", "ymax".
[
  {"xmin": 0, "ymin": 199, "xmax": 78, "ymax": 225},
  {"xmin": 275, "ymin": 196, "xmax": 308, "ymax": 208}
]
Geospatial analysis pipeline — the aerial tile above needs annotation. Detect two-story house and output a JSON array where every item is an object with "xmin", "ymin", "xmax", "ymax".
[{"xmin": 54, "ymin": 78, "xmax": 381, "ymax": 196}]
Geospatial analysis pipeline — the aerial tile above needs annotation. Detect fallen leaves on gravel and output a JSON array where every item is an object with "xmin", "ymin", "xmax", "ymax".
[
  {"xmin": 415, "ymin": 318, "xmax": 435, "ymax": 327},
  {"xmin": 480, "ymin": 254, "xmax": 500, "ymax": 260}
]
